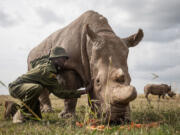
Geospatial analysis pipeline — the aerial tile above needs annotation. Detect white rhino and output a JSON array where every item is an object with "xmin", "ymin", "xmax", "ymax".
[
  {"xmin": 144, "ymin": 84, "xmax": 173, "ymax": 101},
  {"xmin": 28, "ymin": 10, "xmax": 144, "ymax": 123}
]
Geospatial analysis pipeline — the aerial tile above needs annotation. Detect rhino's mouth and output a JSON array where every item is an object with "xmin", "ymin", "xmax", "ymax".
[
  {"xmin": 109, "ymin": 103, "xmax": 130, "ymax": 124},
  {"xmin": 90, "ymin": 100, "xmax": 130, "ymax": 124},
  {"xmin": 89, "ymin": 85, "xmax": 136, "ymax": 124}
]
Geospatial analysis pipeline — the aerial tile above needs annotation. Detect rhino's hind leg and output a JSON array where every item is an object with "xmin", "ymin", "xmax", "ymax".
[
  {"xmin": 58, "ymin": 70, "xmax": 83, "ymax": 118},
  {"xmin": 158, "ymin": 95, "xmax": 161, "ymax": 101},
  {"xmin": 4, "ymin": 101, "xmax": 20, "ymax": 119}
]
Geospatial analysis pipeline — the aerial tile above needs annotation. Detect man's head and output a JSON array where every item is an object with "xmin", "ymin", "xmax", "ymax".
[{"xmin": 49, "ymin": 47, "xmax": 69, "ymax": 68}]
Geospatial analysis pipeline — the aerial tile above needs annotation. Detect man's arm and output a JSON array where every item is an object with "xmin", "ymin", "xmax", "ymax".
[{"xmin": 52, "ymin": 88, "xmax": 86, "ymax": 99}]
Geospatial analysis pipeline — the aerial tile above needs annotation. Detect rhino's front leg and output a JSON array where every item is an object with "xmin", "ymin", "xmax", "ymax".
[
  {"xmin": 59, "ymin": 98, "xmax": 77, "ymax": 118},
  {"xmin": 57, "ymin": 70, "xmax": 83, "ymax": 118}
]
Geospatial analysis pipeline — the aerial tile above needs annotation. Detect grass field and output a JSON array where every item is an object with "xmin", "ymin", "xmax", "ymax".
[{"xmin": 0, "ymin": 94, "xmax": 180, "ymax": 135}]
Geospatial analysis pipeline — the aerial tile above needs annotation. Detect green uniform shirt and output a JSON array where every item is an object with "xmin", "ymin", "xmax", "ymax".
[{"xmin": 9, "ymin": 61, "xmax": 82, "ymax": 99}]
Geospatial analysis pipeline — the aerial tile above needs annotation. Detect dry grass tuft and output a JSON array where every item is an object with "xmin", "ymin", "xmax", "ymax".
[{"xmin": 0, "ymin": 94, "xmax": 179, "ymax": 135}]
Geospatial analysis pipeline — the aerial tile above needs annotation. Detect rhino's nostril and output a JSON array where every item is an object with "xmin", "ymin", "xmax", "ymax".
[{"xmin": 96, "ymin": 78, "xmax": 101, "ymax": 86}]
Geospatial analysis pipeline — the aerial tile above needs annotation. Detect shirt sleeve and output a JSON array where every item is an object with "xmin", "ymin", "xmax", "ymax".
[
  {"xmin": 52, "ymin": 89, "xmax": 82, "ymax": 99},
  {"xmin": 22, "ymin": 63, "xmax": 82, "ymax": 99}
]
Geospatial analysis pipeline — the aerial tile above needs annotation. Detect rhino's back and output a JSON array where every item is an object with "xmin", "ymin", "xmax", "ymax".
[
  {"xmin": 27, "ymin": 14, "xmax": 84, "ymax": 70},
  {"xmin": 27, "ymin": 10, "xmax": 113, "ymax": 71},
  {"xmin": 144, "ymin": 84, "xmax": 168, "ymax": 95}
]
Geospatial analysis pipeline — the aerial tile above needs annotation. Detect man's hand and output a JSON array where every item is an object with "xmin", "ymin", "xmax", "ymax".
[
  {"xmin": 85, "ymin": 84, "xmax": 92, "ymax": 94},
  {"xmin": 77, "ymin": 80, "xmax": 94, "ymax": 95},
  {"xmin": 77, "ymin": 89, "xmax": 87, "ymax": 95}
]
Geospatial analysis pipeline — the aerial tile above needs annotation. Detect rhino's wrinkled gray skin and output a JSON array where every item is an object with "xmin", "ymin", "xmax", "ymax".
[
  {"xmin": 144, "ymin": 84, "xmax": 172, "ymax": 101},
  {"xmin": 28, "ymin": 10, "xmax": 144, "ymax": 123}
]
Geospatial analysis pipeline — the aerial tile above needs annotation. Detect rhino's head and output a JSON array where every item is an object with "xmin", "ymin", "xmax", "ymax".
[
  {"xmin": 85, "ymin": 25, "xmax": 144, "ymax": 123},
  {"xmin": 168, "ymin": 91, "xmax": 176, "ymax": 98}
]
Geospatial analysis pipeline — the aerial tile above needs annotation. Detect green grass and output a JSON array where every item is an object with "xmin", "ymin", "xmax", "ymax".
[{"xmin": 0, "ymin": 94, "xmax": 180, "ymax": 135}]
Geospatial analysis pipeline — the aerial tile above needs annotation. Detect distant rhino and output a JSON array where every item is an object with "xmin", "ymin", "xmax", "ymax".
[
  {"xmin": 144, "ymin": 84, "xmax": 173, "ymax": 101},
  {"xmin": 28, "ymin": 10, "xmax": 144, "ymax": 123}
]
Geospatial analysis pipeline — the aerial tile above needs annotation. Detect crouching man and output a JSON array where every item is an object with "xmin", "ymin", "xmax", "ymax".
[{"xmin": 8, "ymin": 47, "xmax": 87, "ymax": 123}]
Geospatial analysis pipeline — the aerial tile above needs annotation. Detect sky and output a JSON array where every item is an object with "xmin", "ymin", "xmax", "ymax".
[{"xmin": 0, "ymin": 0, "xmax": 180, "ymax": 94}]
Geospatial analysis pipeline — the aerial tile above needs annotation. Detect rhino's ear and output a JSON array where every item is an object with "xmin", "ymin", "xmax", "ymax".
[
  {"xmin": 122, "ymin": 29, "xmax": 144, "ymax": 48},
  {"xmin": 85, "ymin": 24, "xmax": 98, "ymax": 41}
]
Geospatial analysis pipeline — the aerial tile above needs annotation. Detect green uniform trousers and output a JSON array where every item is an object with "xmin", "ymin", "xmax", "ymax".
[{"xmin": 9, "ymin": 83, "xmax": 44, "ymax": 119}]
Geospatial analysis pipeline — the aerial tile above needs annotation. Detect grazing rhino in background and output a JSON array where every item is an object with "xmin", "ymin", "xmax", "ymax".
[
  {"xmin": 28, "ymin": 10, "xmax": 144, "ymax": 123},
  {"xmin": 144, "ymin": 84, "xmax": 173, "ymax": 101}
]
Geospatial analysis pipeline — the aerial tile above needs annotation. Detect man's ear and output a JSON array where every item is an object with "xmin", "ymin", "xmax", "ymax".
[{"xmin": 122, "ymin": 29, "xmax": 144, "ymax": 48}]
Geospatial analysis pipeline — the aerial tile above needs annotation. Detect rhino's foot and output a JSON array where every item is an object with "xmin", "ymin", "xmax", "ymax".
[
  {"xmin": 58, "ymin": 110, "xmax": 75, "ymax": 119},
  {"xmin": 4, "ymin": 101, "xmax": 19, "ymax": 119},
  {"xmin": 41, "ymin": 105, "xmax": 54, "ymax": 113}
]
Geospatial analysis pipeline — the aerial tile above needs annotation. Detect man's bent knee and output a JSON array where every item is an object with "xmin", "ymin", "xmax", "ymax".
[{"xmin": 20, "ymin": 83, "xmax": 44, "ymax": 98}]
